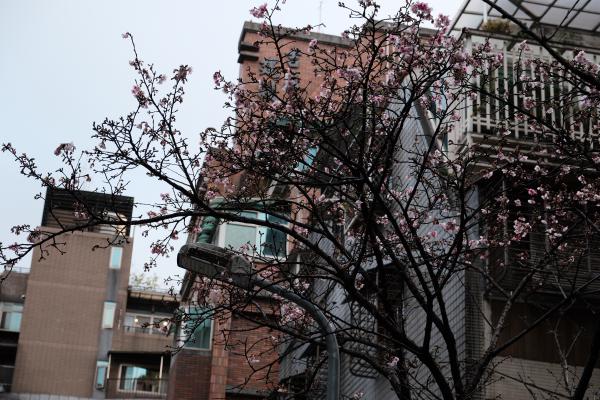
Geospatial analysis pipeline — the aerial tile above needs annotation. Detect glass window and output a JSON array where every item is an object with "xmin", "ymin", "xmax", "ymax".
[
  {"xmin": 124, "ymin": 314, "xmax": 135, "ymax": 327},
  {"xmin": 0, "ymin": 303, "xmax": 23, "ymax": 332},
  {"xmin": 288, "ymin": 50, "xmax": 300, "ymax": 68},
  {"xmin": 119, "ymin": 365, "xmax": 160, "ymax": 393},
  {"xmin": 295, "ymin": 146, "xmax": 318, "ymax": 172},
  {"xmin": 109, "ymin": 247, "xmax": 123, "ymax": 270},
  {"xmin": 184, "ymin": 307, "xmax": 212, "ymax": 350},
  {"xmin": 102, "ymin": 301, "xmax": 116, "ymax": 329},
  {"xmin": 220, "ymin": 211, "xmax": 289, "ymax": 257},
  {"xmin": 261, "ymin": 58, "xmax": 278, "ymax": 75},
  {"xmin": 262, "ymin": 214, "xmax": 287, "ymax": 257},
  {"xmin": 135, "ymin": 315, "xmax": 151, "ymax": 327},
  {"xmin": 123, "ymin": 312, "xmax": 170, "ymax": 335},
  {"xmin": 95, "ymin": 360, "xmax": 108, "ymax": 389},
  {"xmin": 1, "ymin": 311, "xmax": 22, "ymax": 332},
  {"xmin": 224, "ymin": 224, "xmax": 256, "ymax": 251}
]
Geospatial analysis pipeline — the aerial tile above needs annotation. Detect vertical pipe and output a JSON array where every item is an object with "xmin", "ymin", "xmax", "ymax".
[{"xmin": 159, "ymin": 354, "xmax": 164, "ymax": 394}]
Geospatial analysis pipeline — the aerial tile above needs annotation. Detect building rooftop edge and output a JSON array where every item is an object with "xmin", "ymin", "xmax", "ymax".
[{"xmin": 240, "ymin": 20, "xmax": 353, "ymax": 47}]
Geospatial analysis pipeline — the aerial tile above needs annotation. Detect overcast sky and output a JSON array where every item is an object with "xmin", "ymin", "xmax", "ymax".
[{"xmin": 0, "ymin": 0, "xmax": 462, "ymax": 287}]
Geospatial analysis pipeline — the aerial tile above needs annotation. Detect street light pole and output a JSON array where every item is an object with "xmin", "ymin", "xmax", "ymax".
[
  {"xmin": 248, "ymin": 276, "xmax": 340, "ymax": 400},
  {"xmin": 177, "ymin": 243, "xmax": 340, "ymax": 400}
]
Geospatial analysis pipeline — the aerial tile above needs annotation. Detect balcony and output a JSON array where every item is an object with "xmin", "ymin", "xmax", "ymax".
[
  {"xmin": 122, "ymin": 325, "xmax": 169, "ymax": 336},
  {"xmin": 106, "ymin": 351, "xmax": 169, "ymax": 400},
  {"xmin": 105, "ymin": 378, "xmax": 167, "ymax": 399},
  {"xmin": 487, "ymin": 227, "xmax": 600, "ymax": 303},
  {"xmin": 449, "ymin": 36, "xmax": 600, "ymax": 160},
  {"xmin": 112, "ymin": 325, "xmax": 172, "ymax": 353}
]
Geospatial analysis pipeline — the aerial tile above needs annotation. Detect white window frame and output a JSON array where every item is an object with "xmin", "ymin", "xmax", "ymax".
[
  {"xmin": 215, "ymin": 211, "xmax": 289, "ymax": 258},
  {"xmin": 102, "ymin": 301, "xmax": 116, "ymax": 329},
  {"xmin": 0, "ymin": 302, "xmax": 23, "ymax": 332}
]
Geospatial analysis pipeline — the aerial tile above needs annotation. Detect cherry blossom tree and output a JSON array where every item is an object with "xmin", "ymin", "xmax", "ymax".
[{"xmin": 2, "ymin": 0, "xmax": 600, "ymax": 398}]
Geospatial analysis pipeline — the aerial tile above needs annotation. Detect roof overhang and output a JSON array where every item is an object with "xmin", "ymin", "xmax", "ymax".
[{"xmin": 451, "ymin": 0, "xmax": 600, "ymax": 34}]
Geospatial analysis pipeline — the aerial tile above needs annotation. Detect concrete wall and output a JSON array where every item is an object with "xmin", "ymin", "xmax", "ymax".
[
  {"xmin": 0, "ymin": 271, "xmax": 28, "ymax": 304},
  {"xmin": 111, "ymin": 330, "xmax": 171, "ymax": 354}
]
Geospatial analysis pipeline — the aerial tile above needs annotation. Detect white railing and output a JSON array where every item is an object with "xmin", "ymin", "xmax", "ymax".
[{"xmin": 451, "ymin": 39, "xmax": 600, "ymax": 150}]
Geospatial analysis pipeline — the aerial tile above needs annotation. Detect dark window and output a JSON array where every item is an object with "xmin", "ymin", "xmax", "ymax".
[{"xmin": 288, "ymin": 50, "xmax": 300, "ymax": 68}]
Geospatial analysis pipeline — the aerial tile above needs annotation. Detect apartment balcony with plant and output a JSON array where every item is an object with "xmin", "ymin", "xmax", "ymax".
[{"xmin": 446, "ymin": 0, "xmax": 600, "ymax": 164}]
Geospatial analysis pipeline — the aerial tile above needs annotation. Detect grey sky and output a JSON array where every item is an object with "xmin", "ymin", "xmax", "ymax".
[{"xmin": 0, "ymin": 0, "xmax": 462, "ymax": 287}]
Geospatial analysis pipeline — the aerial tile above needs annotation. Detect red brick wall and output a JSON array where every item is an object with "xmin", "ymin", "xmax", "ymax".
[
  {"xmin": 209, "ymin": 315, "xmax": 231, "ymax": 399},
  {"xmin": 168, "ymin": 310, "xmax": 279, "ymax": 399},
  {"xmin": 167, "ymin": 348, "xmax": 212, "ymax": 400},
  {"xmin": 226, "ymin": 314, "xmax": 279, "ymax": 394},
  {"xmin": 239, "ymin": 29, "xmax": 350, "ymax": 99}
]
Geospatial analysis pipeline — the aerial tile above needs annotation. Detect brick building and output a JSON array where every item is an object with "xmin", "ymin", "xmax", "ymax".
[
  {"xmin": 5, "ymin": 3, "xmax": 598, "ymax": 399},
  {"xmin": 166, "ymin": 22, "xmax": 353, "ymax": 400},
  {"xmin": 180, "ymin": 3, "xmax": 600, "ymax": 399},
  {"xmin": 2, "ymin": 188, "xmax": 178, "ymax": 400}
]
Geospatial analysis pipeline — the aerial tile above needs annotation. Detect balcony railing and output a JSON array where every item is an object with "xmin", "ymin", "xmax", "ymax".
[
  {"xmin": 122, "ymin": 325, "xmax": 169, "ymax": 336},
  {"xmin": 106, "ymin": 378, "xmax": 168, "ymax": 398},
  {"xmin": 450, "ymin": 42, "xmax": 600, "ymax": 151},
  {"xmin": 488, "ymin": 235, "xmax": 600, "ymax": 301},
  {"xmin": 128, "ymin": 286, "xmax": 173, "ymax": 295}
]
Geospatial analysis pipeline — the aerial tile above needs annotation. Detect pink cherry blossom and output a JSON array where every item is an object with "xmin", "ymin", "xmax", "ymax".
[
  {"xmin": 411, "ymin": 2, "xmax": 432, "ymax": 18},
  {"xmin": 54, "ymin": 142, "xmax": 76, "ymax": 156},
  {"xmin": 434, "ymin": 14, "xmax": 450, "ymax": 29},
  {"xmin": 250, "ymin": 3, "xmax": 268, "ymax": 18}
]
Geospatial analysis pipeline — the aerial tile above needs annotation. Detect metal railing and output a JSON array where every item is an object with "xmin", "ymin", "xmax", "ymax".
[
  {"xmin": 128, "ymin": 285, "xmax": 173, "ymax": 294},
  {"xmin": 450, "ymin": 42, "xmax": 600, "ymax": 149},
  {"xmin": 122, "ymin": 325, "xmax": 169, "ymax": 336},
  {"xmin": 105, "ymin": 378, "xmax": 168, "ymax": 398}
]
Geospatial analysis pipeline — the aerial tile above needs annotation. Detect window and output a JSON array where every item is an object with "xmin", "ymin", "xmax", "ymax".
[
  {"xmin": 0, "ymin": 303, "xmax": 22, "ymax": 332},
  {"xmin": 183, "ymin": 306, "xmax": 213, "ymax": 350},
  {"xmin": 219, "ymin": 211, "xmax": 289, "ymax": 258},
  {"xmin": 119, "ymin": 365, "xmax": 161, "ymax": 393},
  {"xmin": 288, "ymin": 50, "xmax": 300, "ymax": 68},
  {"xmin": 102, "ymin": 301, "xmax": 116, "ymax": 329},
  {"xmin": 95, "ymin": 360, "xmax": 108, "ymax": 389},
  {"xmin": 260, "ymin": 58, "xmax": 279, "ymax": 100},
  {"xmin": 261, "ymin": 58, "xmax": 278, "ymax": 76},
  {"xmin": 295, "ymin": 146, "xmax": 318, "ymax": 173},
  {"xmin": 95, "ymin": 211, "xmax": 127, "ymax": 236},
  {"xmin": 263, "ymin": 214, "xmax": 287, "ymax": 257},
  {"xmin": 109, "ymin": 247, "xmax": 123, "ymax": 270},
  {"xmin": 123, "ymin": 312, "xmax": 170, "ymax": 335}
]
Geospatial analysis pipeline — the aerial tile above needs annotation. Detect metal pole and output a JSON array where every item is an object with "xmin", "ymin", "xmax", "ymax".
[
  {"xmin": 177, "ymin": 245, "xmax": 341, "ymax": 399},
  {"xmin": 249, "ymin": 277, "xmax": 340, "ymax": 400}
]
